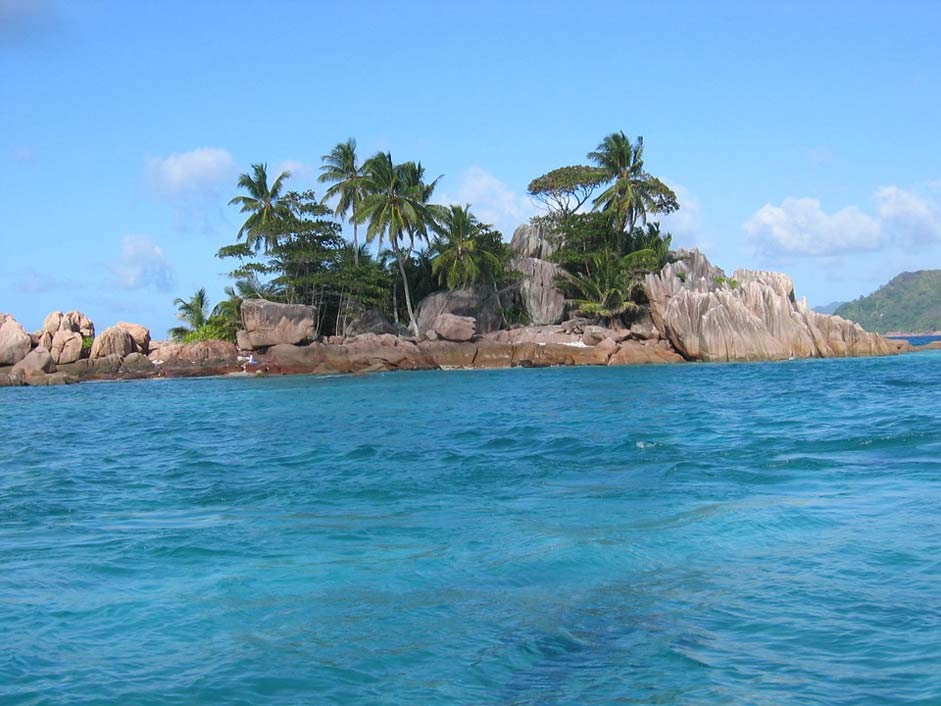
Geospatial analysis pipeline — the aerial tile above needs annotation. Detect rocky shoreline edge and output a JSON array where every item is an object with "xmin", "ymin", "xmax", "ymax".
[{"xmin": 3, "ymin": 249, "xmax": 934, "ymax": 389}]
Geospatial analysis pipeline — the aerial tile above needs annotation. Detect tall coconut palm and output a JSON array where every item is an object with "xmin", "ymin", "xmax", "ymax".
[
  {"xmin": 355, "ymin": 152, "xmax": 437, "ymax": 336},
  {"xmin": 431, "ymin": 204, "xmax": 501, "ymax": 290},
  {"xmin": 318, "ymin": 139, "xmax": 365, "ymax": 266},
  {"xmin": 229, "ymin": 163, "xmax": 291, "ymax": 252},
  {"xmin": 169, "ymin": 287, "xmax": 210, "ymax": 340},
  {"xmin": 588, "ymin": 132, "xmax": 678, "ymax": 233}
]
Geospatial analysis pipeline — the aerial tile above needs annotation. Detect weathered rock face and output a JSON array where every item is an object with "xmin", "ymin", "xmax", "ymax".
[
  {"xmin": 433, "ymin": 313, "xmax": 476, "ymax": 342},
  {"xmin": 509, "ymin": 256, "xmax": 566, "ymax": 326},
  {"xmin": 416, "ymin": 286, "xmax": 503, "ymax": 336},
  {"xmin": 238, "ymin": 299, "xmax": 318, "ymax": 349},
  {"xmin": 42, "ymin": 310, "xmax": 95, "ymax": 338},
  {"xmin": 508, "ymin": 222, "xmax": 566, "ymax": 326},
  {"xmin": 50, "ymin": 330, "xmax": 84, "ymax": 364},
  {"xmin": 12, "ymin": 346, "xmax": 56, "ymax": 376},
  {"xmin": 148, "ymin": 340, "xmax": 241, "ymax": 377},
  {"xmin": 0, "ymin": 315, "xmax": 33, "ymax": 365},
  {"xmin": 342, "ymin": 307, "xmax": 399, "ymax": 337},
  {"xmin": 89, "ymin": 326, "xmax": 137, "ymax": 360},
  {"xmin": 644, "ymin": 249, "xmax": 896, "ymax": 362},
  {"xmin": 116, "ymin": 322, "xmax": 151, "ymax": 354},
  {"xmin": 510, "ymin": 222, "xmax": 560, "ymax": 260}
]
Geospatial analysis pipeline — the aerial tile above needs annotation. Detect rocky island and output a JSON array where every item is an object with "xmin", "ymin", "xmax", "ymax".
[{"xmin": 0, "ymin": 225, "xmax": 908, "ymax": 389}]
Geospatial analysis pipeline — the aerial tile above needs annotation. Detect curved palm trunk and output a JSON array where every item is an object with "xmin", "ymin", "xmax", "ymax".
[{"xmin": 392, "ymin": 240, "xmax": 419, "ymax": 336}]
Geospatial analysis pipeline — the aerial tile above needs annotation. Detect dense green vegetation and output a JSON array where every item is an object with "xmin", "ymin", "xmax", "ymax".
[
  {"xmin": 530, "ymin": 132, "xmax": 678, "ymax": 323},
  {"xmin": 173, "ymin": 130, "xmax": 681, "ymax": 339},
  {"xmin": 835, "ymin": 271, "xmax": 941, "ymax": 333}
]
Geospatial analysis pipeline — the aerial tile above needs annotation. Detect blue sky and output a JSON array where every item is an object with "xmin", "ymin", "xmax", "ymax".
[{"xmin": 3, "ymin": 0, "xmax": 941, "ymax": 334}]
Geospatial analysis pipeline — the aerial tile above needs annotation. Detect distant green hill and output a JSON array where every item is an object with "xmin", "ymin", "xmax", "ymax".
[
  {"xmin": 813, "ymin": 301, "xmax": 846, "ymax": 315},
  {"xmin": 835, "ymin": 270, "xmax": 941, "ymax": 333}
]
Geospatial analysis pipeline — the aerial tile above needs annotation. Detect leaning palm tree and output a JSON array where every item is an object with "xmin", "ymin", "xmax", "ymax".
[
  {"xmin": 169, "ymin": 287, "xmax": 210, "ymax": 340},
  {"xmin": 318, "ymin": 139, "xmax": 365, "ymax": 266},
  {"xmin": 355, "ymin": 152, "xmax": 436, "ymax": 336},
  {"xmin": 588, "ymin": 132, "xmax": 678, "ymax": 233},
  {"xmin": 431, "ymin": 204, "xmax": 501, "ymax": 290},
  {"xmin": 228, "ymin": 163, "xmax": 291, "ymax": 252}
]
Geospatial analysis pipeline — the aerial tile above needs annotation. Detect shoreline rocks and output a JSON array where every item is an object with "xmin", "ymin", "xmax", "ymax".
[{"xmin": 644, "ymin": 250, "xmax": 897, "ymax": 362}]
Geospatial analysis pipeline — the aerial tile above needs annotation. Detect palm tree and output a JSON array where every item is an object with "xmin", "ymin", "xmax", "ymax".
[
  {"xmin": 229, "ymin": 163, "xmax": 291, "ymax": 252},
  {"xmin": 355, "ymin": 152, "xmax": 437, "ymax": 336},
  {"xmin": 431, "ymin": 204, "xmax": 501, "ymax": 290},
  {"xmin": 588, "ymin": 132, "xmax": 678, "ymax": 233},
  {"xmin": 318, "ymin": 139, "xmax": 365, "ymax": 266},
  {"xmin": 169, "ymin": 287, "xmax": 210, "ymax": 340}
]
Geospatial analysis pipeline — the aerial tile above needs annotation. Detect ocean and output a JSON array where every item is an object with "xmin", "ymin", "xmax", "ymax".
[
  {"xmin": 888, "ymin": 334, "xmax": 941, "ymax": 347},
  {"xmin": 2, "ymin": 353, "xmax": 940, "ymax": 705}
]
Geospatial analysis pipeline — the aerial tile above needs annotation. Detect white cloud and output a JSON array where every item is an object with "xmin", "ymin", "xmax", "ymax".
[
  {"xmin": 745, "ymin": 184, "xmax": 941, "ymax": 259},
  {"xmin": 875, "ymin": 185, "xmax": 941, "ymax": 243},
  {"xmin": 146, "ymin": 147, "xmax": 236, "ymax": 199},
  {"xmin": 274, "ymin": 160, "xmax": 313, "ymax": 184},
  {"xmin": 110, "ymin": 235, "xmax": 175, "ymax": 292},
  {"xmin": 440, "ymin": 166, "xmax": 538, "ymax": 239},
  {"xmin": 744, "ymin": 197, "xmax": 881, "ymax": 257}
]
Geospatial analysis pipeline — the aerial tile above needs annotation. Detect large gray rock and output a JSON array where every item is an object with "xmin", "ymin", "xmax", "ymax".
[
  {"xmin": 509, "ymin": 256, "xmax": 566, "ymax": 325},
  {"xmin": 0, "ymin": 315, "xmax": 32, "ymax": 365},
  {"xmin": 12, "ymin": 346, "xmax": 56, "ymax": 376},
  {"xmin": 343, "ymin": 307, "xmax": 399, "ymax": 337},
  {"xmin": 50, "ymin": 330, "xmax": 84, "ymax": 364},
  {"xmin": 508, "ymin": 221, "xmax": 566, "ymax": 325},
  {"xmin": 90, "ymin": 326, "xmax": 136, "ymax": 359},
  {"xmin": 42, "ymin": 310, "xmax": 95, "ymax": 338},
  {"xmin": 116, "ymin": 322, "xmax": 151, "ymax": 354},
  {"xmin": 238, "ymin": 299, "xmax": 318, "ymax": 349},
  {"xmin": 416, "ymin": 286, "xmax": 503, "ymax": 336},
  {"xmin": 643, "ymin": 249, "xmax": 896, "ymax": 361},
  {"xmin": 510, "ymin": 222, "xmax": 560, "ymax": 259},
  {"xmin": 432, "ymin": 313, "xmax": 476, "ymax": 342}
]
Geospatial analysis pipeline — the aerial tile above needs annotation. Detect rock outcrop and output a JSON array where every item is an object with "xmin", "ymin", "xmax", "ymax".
[
  {"xmin": 238, "ymin": 299, "xmax": 318, "ymax": 349},
  {"xmin": 116, "ymin": 322, "xmax": 151, "ymax": 354},
  {"xmin": 644, "ymin": 249, "xmax": 896, "ymax": 361},
  {"xmin": 510, "ymin": 222, "xmax": 560, "ymax": 260},
  {"xmin": 90, "ymin": 326, "xmax": 137, "ymax": 359},
  {"xmin": 416, "ymin": 286, "xmax": 503, "ymax": 336},
  {"xmin": 432, "ymin": 313, "xmax": 476, "ymax": 342},
  {"xmin": 342, "ymin": 308, "xmax": 399, "ymax": 337},
  {"xmin": 148, "ymin": 340, "xmax": 241, "ymax": 377},
  {"xmin": 50, "ymin": 330, "xmax": 83, "ymax": 364},
  {"xmin": 38, "ymin": 310, "xmax": 95, "ymax": 348},
  {"xmin": 508, "ymin": 223, "xmax": 566, "ymax": 325},
  {"xmin": 12, "ymin": 346, "xmax": 55, "ymax": 375},
  {"xmin": 0, "ymin": 314, "xmax": 33, "ymax": 365}
]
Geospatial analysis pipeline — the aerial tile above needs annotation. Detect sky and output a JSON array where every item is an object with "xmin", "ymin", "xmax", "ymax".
[{"xmin": 2, "ymin": 0, "xmax": 941, "ymax": 334}]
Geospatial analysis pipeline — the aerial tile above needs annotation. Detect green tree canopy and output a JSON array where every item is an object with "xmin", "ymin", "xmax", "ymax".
[
  {"xmin": 588, "ymin": 132, "xmax": 678, "ymax": 233},
  {"xmin": 430, "ymin": 204, "xmax": 508, "ymax": 290},
  {"xmin": 318, "ymin": 138, "xmax": 365, "ymax": 266},
  {"xmin": 354, "ymin": 152, "xmax": 439, "ymax": 336},
  {"xmin": 228, "ymin": 163, "xmax": 292, "ymax": 252},
  {"xmin": 527, "ymin": 165, "xmax": 608, "ymax": 216}
]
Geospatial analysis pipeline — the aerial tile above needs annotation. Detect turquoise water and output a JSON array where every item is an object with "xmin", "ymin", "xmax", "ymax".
[{"xmin": 2, "ymin": 354, "xmax": 941, "ymax": 705}]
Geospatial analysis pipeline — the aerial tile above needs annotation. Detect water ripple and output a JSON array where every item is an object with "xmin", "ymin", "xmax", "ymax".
[{"xmin": 2, "ymin": 354, "xmax": 941, "ymax": 704}]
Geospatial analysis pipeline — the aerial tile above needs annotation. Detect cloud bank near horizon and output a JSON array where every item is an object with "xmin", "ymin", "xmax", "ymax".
[{"xmin": 744, "ymin": 184, "xmax": 941, "ymax": 259}]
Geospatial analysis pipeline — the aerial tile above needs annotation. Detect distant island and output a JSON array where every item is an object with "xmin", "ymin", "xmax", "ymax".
[
  {"xmin": 813, "ymin": 301, "xmax": 846, "ymax": 316},
  {"xmin": 835, "ymin": 271, "xmax": 941, "ymax": 334}
]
